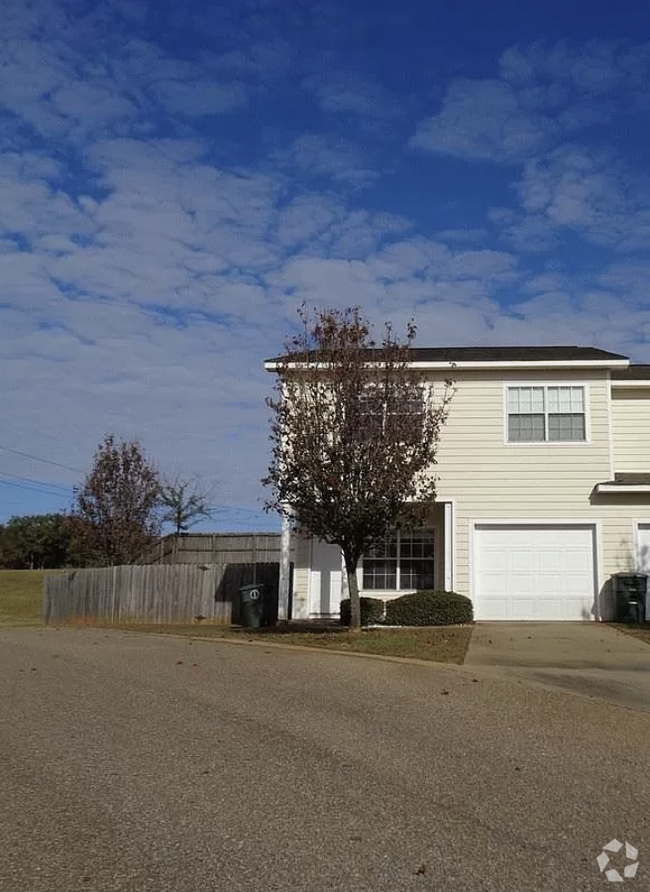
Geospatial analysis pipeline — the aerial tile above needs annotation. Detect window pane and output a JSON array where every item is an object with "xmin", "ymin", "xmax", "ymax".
[
  {"xmin": 400, "ymin": 561, "xmax": 435, "ymax": 590},
  {"xmin": 509, "ymin": 414, "xmax": 545, "ymax": 441},
  {"xmin": 401, "ymin": 530, "xmax": 434, "ymax": 558},
  {"xmin": 571, "ymin": 387, "xmax": 584, "ymax": 412},
  {"xmin": 363, "ymin": 560, "xmax": 397, "ymax": 590},
  {"xmin": 547, "ymin": 386, "xmax": 584, "ymax": 414},
  {"xmin": 366, "ymin": 534, "xmax": 398, "ymax": 559},
  {"xmin": 507, "ymin": 388, "xmax": 520, "ymax": 412},
  {"xmin": 548, "ymin": 413, "xmax": 585, "ymax": 441}
]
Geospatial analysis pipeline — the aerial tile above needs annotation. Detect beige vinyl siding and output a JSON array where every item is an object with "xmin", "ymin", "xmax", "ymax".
[
  {"xmin": 433, "ymin": 369, "xmax": 612, "ymax": 599},
  {"xmin": 611, "ymin": 387, "xmax": 650, "ymax": 473}
]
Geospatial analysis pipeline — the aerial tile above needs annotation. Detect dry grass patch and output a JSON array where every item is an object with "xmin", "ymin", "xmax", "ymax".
[{"xmin": 93, "ymin": 622, "xmax": 474, "ymax": 664}]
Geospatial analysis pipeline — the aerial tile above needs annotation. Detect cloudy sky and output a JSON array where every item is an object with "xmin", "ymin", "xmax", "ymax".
[{"xmin": 2, "ymin": 0, "xmax": 650, "ymax": 529}]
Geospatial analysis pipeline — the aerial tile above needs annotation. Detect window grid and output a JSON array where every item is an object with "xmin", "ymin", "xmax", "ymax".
[
  {"xmin": 507, "ymin": 386, "xmax": 586, "ymax": 443},
  {"xmin": 362, "ymin": 530, "xmax": 435, "ymax": 591},
  {"xmin": 358, "ymin": 387, "xmax": 425, "ymax": 438}
]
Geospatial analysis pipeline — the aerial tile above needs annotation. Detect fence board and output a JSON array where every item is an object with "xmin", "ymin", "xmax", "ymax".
[
  {"xmin": 43, "ymin": 562, "xmax": 281, "ymax": 626},
  {"xmin": 138, "ymin": 533, "xmax": 287, "ymax": 566}
]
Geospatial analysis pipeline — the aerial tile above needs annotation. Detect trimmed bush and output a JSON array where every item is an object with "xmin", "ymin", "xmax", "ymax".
[
  {"xmin": 339, "ymin": 597, "xmax": 385, "ymax": 626},
  {"xmin": 385, "ymin": 590, "xmax": 473, "ymax": 626}
]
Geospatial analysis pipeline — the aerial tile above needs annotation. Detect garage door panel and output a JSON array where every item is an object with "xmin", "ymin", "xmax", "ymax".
[{"xmin": 474, "ymin": 524, "xmax": 596, "ymax": 621}]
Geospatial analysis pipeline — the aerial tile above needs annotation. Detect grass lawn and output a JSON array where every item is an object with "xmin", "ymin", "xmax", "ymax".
[
  {"xmin": 0, "ymin": 569, "xmax": 62, "ymax": 627},
  {"xmin": 97, "ymin": 622, "xmax": 474, "ymax": 664}
]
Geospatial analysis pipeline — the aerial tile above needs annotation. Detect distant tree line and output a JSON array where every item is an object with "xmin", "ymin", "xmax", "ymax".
[{"xmin": 0, "ymin": 434, "xmax": 213, "ymax": 569}]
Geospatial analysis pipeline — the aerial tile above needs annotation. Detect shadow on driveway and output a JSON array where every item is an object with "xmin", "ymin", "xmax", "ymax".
[{"xmin": 464, "ymin": 622, "xmax": 650, "ymax": 712}]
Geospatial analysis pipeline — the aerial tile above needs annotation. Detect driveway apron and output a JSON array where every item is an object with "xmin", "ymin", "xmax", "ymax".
[{"xmin": 464, "ymin": 622, "xmax": 650, "ymax": 711}]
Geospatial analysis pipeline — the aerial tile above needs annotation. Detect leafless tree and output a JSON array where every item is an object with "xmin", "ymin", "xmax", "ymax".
[
  {"xmin": 160, "ymin": 475, "xmax": 213, "ymax": 534},
  {"xmin": 263, "ymin": 307, "xmax": 454, "ymax": 631},
  {"xmin": 71, "ymin": 434, "xmax": 161, "ymax": 565}
]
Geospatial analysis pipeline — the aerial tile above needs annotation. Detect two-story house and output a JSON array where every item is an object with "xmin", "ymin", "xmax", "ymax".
[{"xmin": 265, "ymin": 346, "xmax": 650, "ymax": 622}]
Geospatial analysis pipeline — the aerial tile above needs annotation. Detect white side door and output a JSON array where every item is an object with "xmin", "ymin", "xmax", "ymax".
[
  {"xmin": 636, "ymin": 524, "xmax": 650, "ymax": 573},
  {"xmin": 309, "ymin": 539, "xmax": 343, "ymax": 618}
]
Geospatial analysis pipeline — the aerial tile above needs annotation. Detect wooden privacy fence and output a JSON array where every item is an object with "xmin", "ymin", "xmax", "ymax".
[
  {"xmin": 139, "ymin": 532, "xmax": 284, "ymax": 565},
  {"xmin": 43, "ymin": 562, "xmax": 280, "ymax": 626}
]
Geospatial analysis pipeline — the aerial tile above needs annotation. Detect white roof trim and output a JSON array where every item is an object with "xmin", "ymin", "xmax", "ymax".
[
  {"xmin": 265, "ymin": 359, "xmax": 629, "ymax": 372},
  {"xmin": 596, "ymin": 484, "xmax": 650, "ymax": 493}
]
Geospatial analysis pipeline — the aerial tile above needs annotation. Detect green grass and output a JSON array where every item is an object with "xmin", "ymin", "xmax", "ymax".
[
  {"xmin": 0, "ymin": 569, "xmax": 63, "ymax": 627},
  {"xmin": 97, "ymin": 622, "xmax": 474, "ymax": 664}
]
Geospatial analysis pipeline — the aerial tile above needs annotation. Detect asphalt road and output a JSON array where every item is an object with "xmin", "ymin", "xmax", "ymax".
[{"xmin": 2, "ymin": 628, "xmax": 650, "ymax": 891}]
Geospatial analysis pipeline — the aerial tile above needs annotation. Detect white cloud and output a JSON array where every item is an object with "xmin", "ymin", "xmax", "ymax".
[
  {"xmin": 412, "ymin": 41, "xmax": 650, "ymax": 164},
  {"xmin": 505, "ymin": 146, "xmax": 650, "ymax": 251},
  {"xmin": 306, "ymin": 71, "xmax": 404, "ymax": 119},
  {"xmin": 148, "ymin": 78, "xmax": 252, "ymax": 116},
  {"xmin": 410, "ymin": 79, "xmax": 556, "ymax": 162},
  {"xmin": 284, "ymin": 132, "xmax": 378, "ymax": 186}
]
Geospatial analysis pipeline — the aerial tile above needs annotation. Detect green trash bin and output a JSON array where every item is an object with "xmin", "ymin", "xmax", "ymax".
[
  {"xmin": 239, "ymin": 583, "xmax": 265, "ymax": 629},
  {"xmin": 613, "ymin": 573, "xmax": 648, "ymax": 623}
]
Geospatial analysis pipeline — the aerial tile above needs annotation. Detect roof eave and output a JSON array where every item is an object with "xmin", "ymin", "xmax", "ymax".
[
  {"xmin": 265, "ymin": 358, "xmax": 630, "ymax": 372},
  {"xmin": 596, "ymin": 484, "xmax": 650, "ymax": 494}
]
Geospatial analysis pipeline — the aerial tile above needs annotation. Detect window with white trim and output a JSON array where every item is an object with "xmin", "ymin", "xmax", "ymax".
[
  {"xmin": 507, "ymin": 386, "xmax": 586, "ymax": 442},
  {"xmin": 358, "ymin": 386, "xmax": 425, "ymax": 438},
  {"xmin": 362, "ymin": 530, "xmax": 435, "ymax": 590}
]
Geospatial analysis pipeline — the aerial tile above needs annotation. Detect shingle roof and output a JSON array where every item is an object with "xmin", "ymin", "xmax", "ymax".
[
  {"xmin": 267, "ymin": 346, "xmax": 628, "ymax": 364},
  {"xmin": 611, "ymin": 364, "xmax": 650, "ymax": 380},
  {"xmin": 380, "ymin": 346, "xmax": 627, "ymax": 362}
]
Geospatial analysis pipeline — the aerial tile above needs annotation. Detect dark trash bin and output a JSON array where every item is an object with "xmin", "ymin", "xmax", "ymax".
[
  {"xmin": 239, "ymin": 583, "xmax": 265, "ymax": 629},
  {"xmin": 613, "ymin": 573, "xmax": 648, "ymax": 624}
]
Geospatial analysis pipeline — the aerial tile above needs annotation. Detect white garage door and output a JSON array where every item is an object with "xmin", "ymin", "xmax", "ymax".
[{"xmin": 474, "ymin": 524, "xmax": 597, "ymax": 620}]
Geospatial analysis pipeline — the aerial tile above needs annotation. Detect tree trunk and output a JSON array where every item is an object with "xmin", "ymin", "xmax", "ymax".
[{"xmin": 345, "ymin": 557, "xmax": 361, "ymax": 633}]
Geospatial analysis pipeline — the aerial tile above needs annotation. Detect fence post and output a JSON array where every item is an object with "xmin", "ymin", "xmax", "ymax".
[
  {"xmin": 111, "ymin": 565, "xmax": 116, "ymax": 623},
  {"xmin": 278, "ymin": 511, "xmax": 291, "ymax": 622}
]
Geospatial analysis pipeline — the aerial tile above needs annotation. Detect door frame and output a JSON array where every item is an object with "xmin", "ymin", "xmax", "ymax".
[{"xmin": 633, "ymin": 520, "xmax": 650, "ymax": 572}]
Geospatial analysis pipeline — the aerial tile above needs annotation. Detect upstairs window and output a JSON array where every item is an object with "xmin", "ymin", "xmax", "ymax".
[
  {"xmin": 507, "ymin": 386, "xmax": 586, "ymax": 443},
  {"xmin": 362, "ymin": 530, "xmax": 435, "ymax": 591},
  {"xmin": 358, "ymin": 386, "xmax": 425, "ymax": 439}
]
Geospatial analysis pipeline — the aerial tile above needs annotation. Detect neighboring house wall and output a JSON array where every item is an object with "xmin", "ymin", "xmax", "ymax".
[{"xmin": 611, "ymin": 387, "xmax": 650, "ymax": 472}]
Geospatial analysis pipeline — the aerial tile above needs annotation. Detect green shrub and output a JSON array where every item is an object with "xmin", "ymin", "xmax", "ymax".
[
  {"xmin": 385, "ymin": 590, "xmax": 473, "ymax": 626},
  {"xmin": 339, "ymin": 597, "xmax": 385, "ymax": 626}
]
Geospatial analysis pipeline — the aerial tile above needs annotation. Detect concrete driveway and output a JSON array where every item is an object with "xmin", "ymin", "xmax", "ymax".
[{"xmin": 465, "ymin": 622, "xmax": 650, "ymax": 711}]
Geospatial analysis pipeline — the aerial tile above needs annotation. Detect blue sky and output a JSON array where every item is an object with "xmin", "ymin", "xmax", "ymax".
[{"xmin": 2, "ymin": 0, "xmax": 650, "ymax": 530}]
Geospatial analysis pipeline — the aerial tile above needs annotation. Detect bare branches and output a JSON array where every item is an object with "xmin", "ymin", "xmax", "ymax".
[
  {"xmin": 263, "ymin": 307, "xmax": 454, "ymax": 629},
  {"xmin": 160, "ymin": 476, "xmax": 213, "ymax": 534}
]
